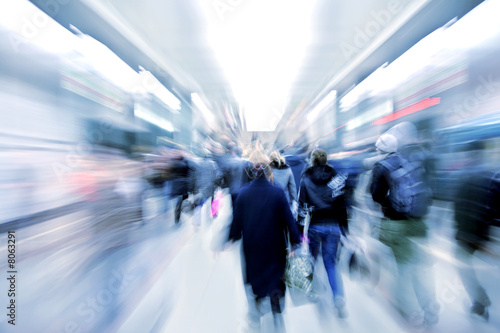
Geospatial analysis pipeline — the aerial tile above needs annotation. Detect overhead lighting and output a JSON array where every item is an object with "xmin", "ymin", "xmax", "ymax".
[
  {"xmin": 339, "ymin": 63, "xmax": 387, "ymax": 112},
  {"xmin": 307, "ymin": 90, "xmax": 337, "ymax": 123},
  {"xmin": 60, "ymin": 30, "xmax": 181, "ymax": 113},
  {"xmin": 139, "ymin": 69, "xmax": 181, "ymax": 112},
  {"xmin": 313, "ymin": 0, "xmax": 432, "ymax": 107},
  {"xmin": 134, "ymin": 103, "xmax": 174, "ymax": 132},
  {"xmin": 444, "ymin": 0, "xmax": 500, "ymax": 50},
  {"xmin": 191, "ymin": 93, "xmax": 215, "ymax": 123},
  {"xmin": 0, "ymin": 0, "xmax": 77, "ymax": 54},
  {"xmin": 202, "ymin": 0, "xmax": 318, "ymax": 131},
  {"xmin": 74, "ymin": 34, "xmax": 140, "ymax": 93}
]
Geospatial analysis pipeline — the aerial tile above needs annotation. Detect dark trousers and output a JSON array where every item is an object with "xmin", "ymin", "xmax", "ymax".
[
  {"xmin": 231, "ymin": 193, "xmax": 238, "ymax": 209},
  {"xmin": 174, "ymin": 194, "xmax": 189, "ymax": 224}
]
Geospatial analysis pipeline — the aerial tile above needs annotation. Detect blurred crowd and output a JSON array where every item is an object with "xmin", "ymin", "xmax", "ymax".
[
  {"xmin": 1, "ymin": 119, "xmax": 500, "ymax": 332},
  {"xmin": 106, "ymin": 121, "xmax": 497, "ymax": 332}
]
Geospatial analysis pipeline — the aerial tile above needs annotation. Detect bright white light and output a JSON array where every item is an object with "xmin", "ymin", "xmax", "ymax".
[
  {"xmin": 0, "ymin": 1, "xmax": 182, "ymax": 113},
  {"xmin": 191, "ymin": 93, "xmax": 215, "ymax": 123},
  {"xmin": 339, "ymin": 63, "xmax": 388, "ymax": 112},
  {"xmin": 75, "ymin": 34, "xmax": 140, "ymax": 92},
  {"xmin": 340, "ymin": 23, "xmax": 450, "ymax": 113},
  {"xmin": 388, "ymin": 27, "xmax": 446, "ymax": 84},
  {"xmin": 135, "ymin": 103, "xmax": 174, "ymax": 132},
  {"xmin": 445, "ymin": 0, "xmax": 500, "ymax": 50},
  {"xmin": 73, "ymin": 36, "xmax": 182, "ymax": 114},
  {"xmin": 241, "ymin": 98, "xmax": 285, "ymax": 131},
  {"xmin": 307, "ymin": 90, "xmax": 336, "ymax": 123},
  {"xmin": 201, "ymin": 0, "xmax": 318, "ymax": 131},
  {"xmin": 0, "ymin": 0, "xmax": 77, "ymax": 54},
  {"xmin": 139, "ymin": 70, "xmax": 181, "ymax": 111}
]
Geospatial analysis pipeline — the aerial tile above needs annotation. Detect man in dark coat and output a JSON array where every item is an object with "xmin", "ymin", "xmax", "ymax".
[
  {"xmin": 169, "ymin": 152, "xmax": 196, "ymax": 225},
  {"xmin": 453, "ymin": 141, "xmax": 494, "ymax": 321},
  {"xmin": 228, "ymin": 159, "xmax": 301, "ymax": 332}
]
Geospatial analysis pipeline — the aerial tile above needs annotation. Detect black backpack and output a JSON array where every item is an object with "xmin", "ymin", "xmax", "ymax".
[{"xmin": 379, "ymin": 154, "xmax": 431, "ymax": 218}]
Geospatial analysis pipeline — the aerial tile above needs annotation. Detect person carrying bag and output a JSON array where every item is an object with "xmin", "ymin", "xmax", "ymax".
[
  {"xmin": 295, "ymin": 148, "xmax": 349, "ymax": 318},
  {"xmin": 284, "ymin": 205, "xmax": 317, "ymax": 306}
]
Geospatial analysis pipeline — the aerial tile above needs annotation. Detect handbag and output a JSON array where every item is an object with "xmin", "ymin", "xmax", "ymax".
[
  {"xmin": 210, "ymin": 188, "xmax": 223, "ymax": 218},
  {"xmin": 283, "ymin": 209, "xmax": 318, "ymax": 305}
]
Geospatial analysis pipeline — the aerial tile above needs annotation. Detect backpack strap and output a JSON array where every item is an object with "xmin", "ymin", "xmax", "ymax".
[
  {"xmin": 379, "ymin": 154, "xmax": 421, "ymax": 175},
  {"xmin": 378, "ymin": 155, "xmax": 398, "ymax": 173}
]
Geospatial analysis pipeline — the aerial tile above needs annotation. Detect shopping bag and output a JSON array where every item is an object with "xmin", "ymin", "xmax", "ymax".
[
  {"xmin": 284, "ymin": 209, "xmax": 317, "ymax": 306},
  {"xmin": 210, "ymin": 188, "xmax": 232, "ymax": 252},
  {"xmin": 284, "ymin": 245, "xmax": 318, "ymax": 306}
]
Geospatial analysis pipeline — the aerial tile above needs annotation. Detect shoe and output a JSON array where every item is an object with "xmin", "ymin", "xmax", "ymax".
[
  {"xmin": 273, "ymin": 313, "xmax": 286, "ymax": 333},
  {"xmin": 470, "ymin": 302, "xmax": 489, "ymax": 322},
  {"xmin": 406, "ymin": 312, "xmax": 425, "ymax": 329},
  {"xmin": 246, "ymin": 313, "xmax": 261, "ymax": 332},
  {"xmin": 424, "ymin": 301, "xmax": 440, "ymax": 326},
  {"xmin": 335, "ymin": 297, "xmax": 349, "ymax": 318},
  {"xmin": 424, "ymin": 312, "xmax": 439, "ymax": 326},
  {"xmin": 337, "ymin": 306, "xmax": 349, "ymax": 319}
]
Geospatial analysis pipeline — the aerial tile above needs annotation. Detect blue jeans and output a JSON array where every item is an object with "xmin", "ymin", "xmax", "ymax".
[{"xmin": 308, "ymin": 224, "xmax": 344, "ymax": 300}]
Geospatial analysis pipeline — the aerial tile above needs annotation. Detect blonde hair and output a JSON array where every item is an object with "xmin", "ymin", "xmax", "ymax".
[
  {"xmin": 269, "ymin": 150, "xmax": 285, "ymax": 168},
  {"xmin": 246, "ymin": 142, "xmax": 273, "ymax": 182},
  {"xmin": 246, "ymin": 142, "xmax": 266, "ymax": 163}
]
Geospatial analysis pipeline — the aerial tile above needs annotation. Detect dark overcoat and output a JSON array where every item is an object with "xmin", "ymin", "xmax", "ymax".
[
  {"xmin": 454, "ymin": 168, "xmax": 495, "ymax": 250},
  {"xmin": 228, "ymin": 176, "xmax": 301, "ymax": 298}
]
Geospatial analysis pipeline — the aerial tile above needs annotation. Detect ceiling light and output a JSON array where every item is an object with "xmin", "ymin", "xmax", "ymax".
[
  {"xmin": 191, "ymin": 93, "xmax": 215, "ymax": 123},
  {"xmin": 307, "ymin": 90, "xmax": 337, "ymax": 123}
]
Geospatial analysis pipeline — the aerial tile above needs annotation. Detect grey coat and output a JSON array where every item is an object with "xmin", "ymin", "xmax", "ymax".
[{"xmin": 271, "ymin": 165, "xmax": 297, "ymax": 207}]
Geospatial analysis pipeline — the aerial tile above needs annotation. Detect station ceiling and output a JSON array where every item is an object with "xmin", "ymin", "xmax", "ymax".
[{"xmin": 29, "ymin": 0, "xmax": 484, "ymax": 141}]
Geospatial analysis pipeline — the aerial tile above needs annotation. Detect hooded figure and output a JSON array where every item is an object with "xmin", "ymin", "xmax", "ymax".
[
  {"xmin": 370, "ymin": 123, "xmax": 439, "ymax": 327},
  {"xmin": 375, "ymin": 133, "xmax": 398, "ymax": 154},
  {"xmin": 384, "ymin": 121, "xmax": 418, "ymax": 147},
  {"xmin": 371, "ymin": 125, "xmax": 432, "ymax": 220},
  {"xmin": 297, "ymin": 148, "xmax": 349, "ymax": 318}
]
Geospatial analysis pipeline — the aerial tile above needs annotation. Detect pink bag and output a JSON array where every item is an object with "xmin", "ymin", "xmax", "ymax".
[{"xmin": 211, "ymin": 190, "xmax": 223, "ymax": 218}]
